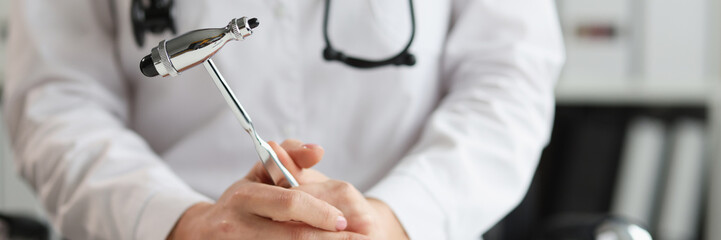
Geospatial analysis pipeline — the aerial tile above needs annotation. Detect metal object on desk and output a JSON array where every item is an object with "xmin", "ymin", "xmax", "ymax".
[
  {"xmin": 539, "ymin": 214, "xmax": 652, "ymax": 240},
  {"xmin": 595, "ymin": 217, "xmax": 652, "ymax": 240},
  {"xmin": 138, "ymin": 17, "xmax": 299, "ymax": 187}
]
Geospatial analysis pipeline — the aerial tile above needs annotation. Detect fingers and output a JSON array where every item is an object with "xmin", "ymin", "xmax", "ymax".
[
  {"xmin": 267, "ymin": 141, "xmax": 302, "ymax": 187},
  {"xmin": 244, "ymin": 161, "xmax": 275, "ymax": 184},
  {"xmin": 295, "ymin": 180, "xmax": 363, "ymax": 204},
  {"xmin": 270, "ymin": 140, "xmax": 329, "ymax": 185},
  {"xmin": 280, "ymin": 139, "xmax": 325, "ymax": 169},
  {"xmin": 238, "ymin": 183, "xmax": 348, "ymax": 232},
  {"xmin": 299, "ymin": 168, "xmax": 330, "ymax": 183},
  {"xmin": 295, "ymin": 180, "xmax": 375, "ymax": 234},
  {"xmin": 259, "ymin": 220, "xmax": 370, "ymax": 240},
  {"xmin": 268, "ymin": 141, "xmax": 302, "ymax": 176},
  {"xmin": 245, "ymin": 140, "xmax": 329, "ymax": 186}
]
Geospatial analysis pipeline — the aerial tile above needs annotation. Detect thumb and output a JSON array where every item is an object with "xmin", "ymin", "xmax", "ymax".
[
  {"xmin": 244, "ymin": 141, "xmax": 300, "ymax": 185},
  {"xmin": 245, "ymin": 140, "xmax": 327, "ymax": 186},
  {"xmin": 271, "ymin": 140, "xmax": 329, "ymax": 185},
  {"xmin": 280, "ymin": 139, "xmax": 325, "ymax": 169}
]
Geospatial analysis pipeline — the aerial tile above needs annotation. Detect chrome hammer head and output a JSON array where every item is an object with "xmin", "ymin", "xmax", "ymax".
[{"xmin": 139, "ymin": 17, "xmax": 259, "ymax": 77}]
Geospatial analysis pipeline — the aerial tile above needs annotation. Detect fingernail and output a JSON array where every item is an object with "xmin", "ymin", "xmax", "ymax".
[
  {"xmin": 302, "ymin": 144, "xmax": 320, "ymax": 149},
  {"xmin": 336, "ymin": 216, "xmax": 348, "ymax": 231}
]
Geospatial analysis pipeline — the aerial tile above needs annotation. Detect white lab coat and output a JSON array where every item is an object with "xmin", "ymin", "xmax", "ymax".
[{"xmin": 4, "ymin": 0, "xmax": 564, "ymax": 239}]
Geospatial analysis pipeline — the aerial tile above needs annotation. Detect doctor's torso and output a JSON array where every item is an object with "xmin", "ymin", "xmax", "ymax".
[{"xmin": 110, "ymin": 0, "xmax": 450, "ymax": 198}]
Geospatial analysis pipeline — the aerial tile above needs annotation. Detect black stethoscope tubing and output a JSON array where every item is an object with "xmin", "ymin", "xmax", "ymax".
[{"xmin": 322, "ymin": 0, "xmax": 417, "ymax": 68}]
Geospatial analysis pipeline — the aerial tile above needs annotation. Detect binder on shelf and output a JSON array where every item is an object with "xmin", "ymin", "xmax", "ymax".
[
  {"xmin": 610, "ymin": 117, "xmax": 667, "ymax": 228},
  {"xmin": 656, "ymin": 119, "xmax": 707, "ymax": 240},
  {"xmin": 706, "ymin": 110, "xmax": 721, "ymax": 240}
]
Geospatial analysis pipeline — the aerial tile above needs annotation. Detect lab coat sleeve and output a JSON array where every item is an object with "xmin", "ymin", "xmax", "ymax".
[
  {"xmin": 4, "ymin": 1, "xmax": 211, "ymax": 239},
  {"xmin": 365, "ymin": 0, "xmax": 565, "ymax": 239}
]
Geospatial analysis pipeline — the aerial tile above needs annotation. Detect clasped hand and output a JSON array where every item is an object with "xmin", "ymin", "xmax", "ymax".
[{"xmin": 167, "ymin": 140, "xmax": 408, "ymax": 239}]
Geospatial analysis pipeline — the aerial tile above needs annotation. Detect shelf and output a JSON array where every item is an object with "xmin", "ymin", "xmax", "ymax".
[{"xmin": 555, "ymin": 77, "xmax": 716, "ymax": 106}]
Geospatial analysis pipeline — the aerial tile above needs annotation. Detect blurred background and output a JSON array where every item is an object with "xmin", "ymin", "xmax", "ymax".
[
  {"xmin": 485, "ymin": 0, "xmax": 721, "ymax": 239},
  {"xmin": 1, "ymin": 0, "xmax": 720, "ymax": 239},
  {"xmin": 0, "ymin": 0, "xmax": 54, "ymax": 239}
]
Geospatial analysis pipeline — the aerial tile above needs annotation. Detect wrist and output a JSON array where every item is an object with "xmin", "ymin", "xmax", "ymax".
[
  {"xmin": 367, "ymin": 198, "xmax": 409, "ymax": 240},
  {"xmin": 167, "ymin": 202, "xmax": 214, "ymax": 240}
]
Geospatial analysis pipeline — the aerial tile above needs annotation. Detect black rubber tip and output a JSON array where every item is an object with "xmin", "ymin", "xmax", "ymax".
[
  {"xmin": 248, "ymin": 18, "xmax": 259, "ymax": 29},
  {"xmin": 140, "ymin": 54, "xmax": 159, "ymax": 77}
]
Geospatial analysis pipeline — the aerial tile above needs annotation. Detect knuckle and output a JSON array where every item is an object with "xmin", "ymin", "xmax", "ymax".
[
  {"xmin": 231, "ymin": 185, "xmax": 254, "ymax": 200},
  {"xmin": 321, "ymin": 206, "xmax": 337, "ymax": 223},
  {"xmin": 344, "ymin": 233, "xmax": 365, "ymax": 240},
  {"xmin": 355, "ymin": 213, "xmax": 374, "ymax": 230},
  {"xmin": 228, "ymin": 188, "xmax": 252, "ymax": 206},
  {"xmin": 333, "ymin": 181, "xmax": 354, "ymax": 195},
  {"xmin": 279, "ymin": 191, "xmax": 302, "ymax": 210},
  {"xmin": 319, "ymin": 206, "xmax": 338, "ymax": 227},
  {"xmin": 340, "ymin": 234, "xmax": 354, "ymax": 240},
  {"xmin": 340, "ymin": 181, "xmax": 354, "ymax": 191},
  {"xmin": 290, "ymin": 227, "xmax": 314, "ymax": 240},
  {"xmin": 230, "ymin": 185, "xmax": 252, "ymax": 200},
  {"xmin": 209, "ymin": 218, "xmax": 246, "ymax": 236},
  {"xmin": 214, "ymin": 219, "xmax": 235, "ymax": 234}
]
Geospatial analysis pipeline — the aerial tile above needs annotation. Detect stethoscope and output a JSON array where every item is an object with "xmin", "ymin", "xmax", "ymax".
[{"xmin": 131, "ymin": 0, "xmax": 417, "ymax": 69}]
